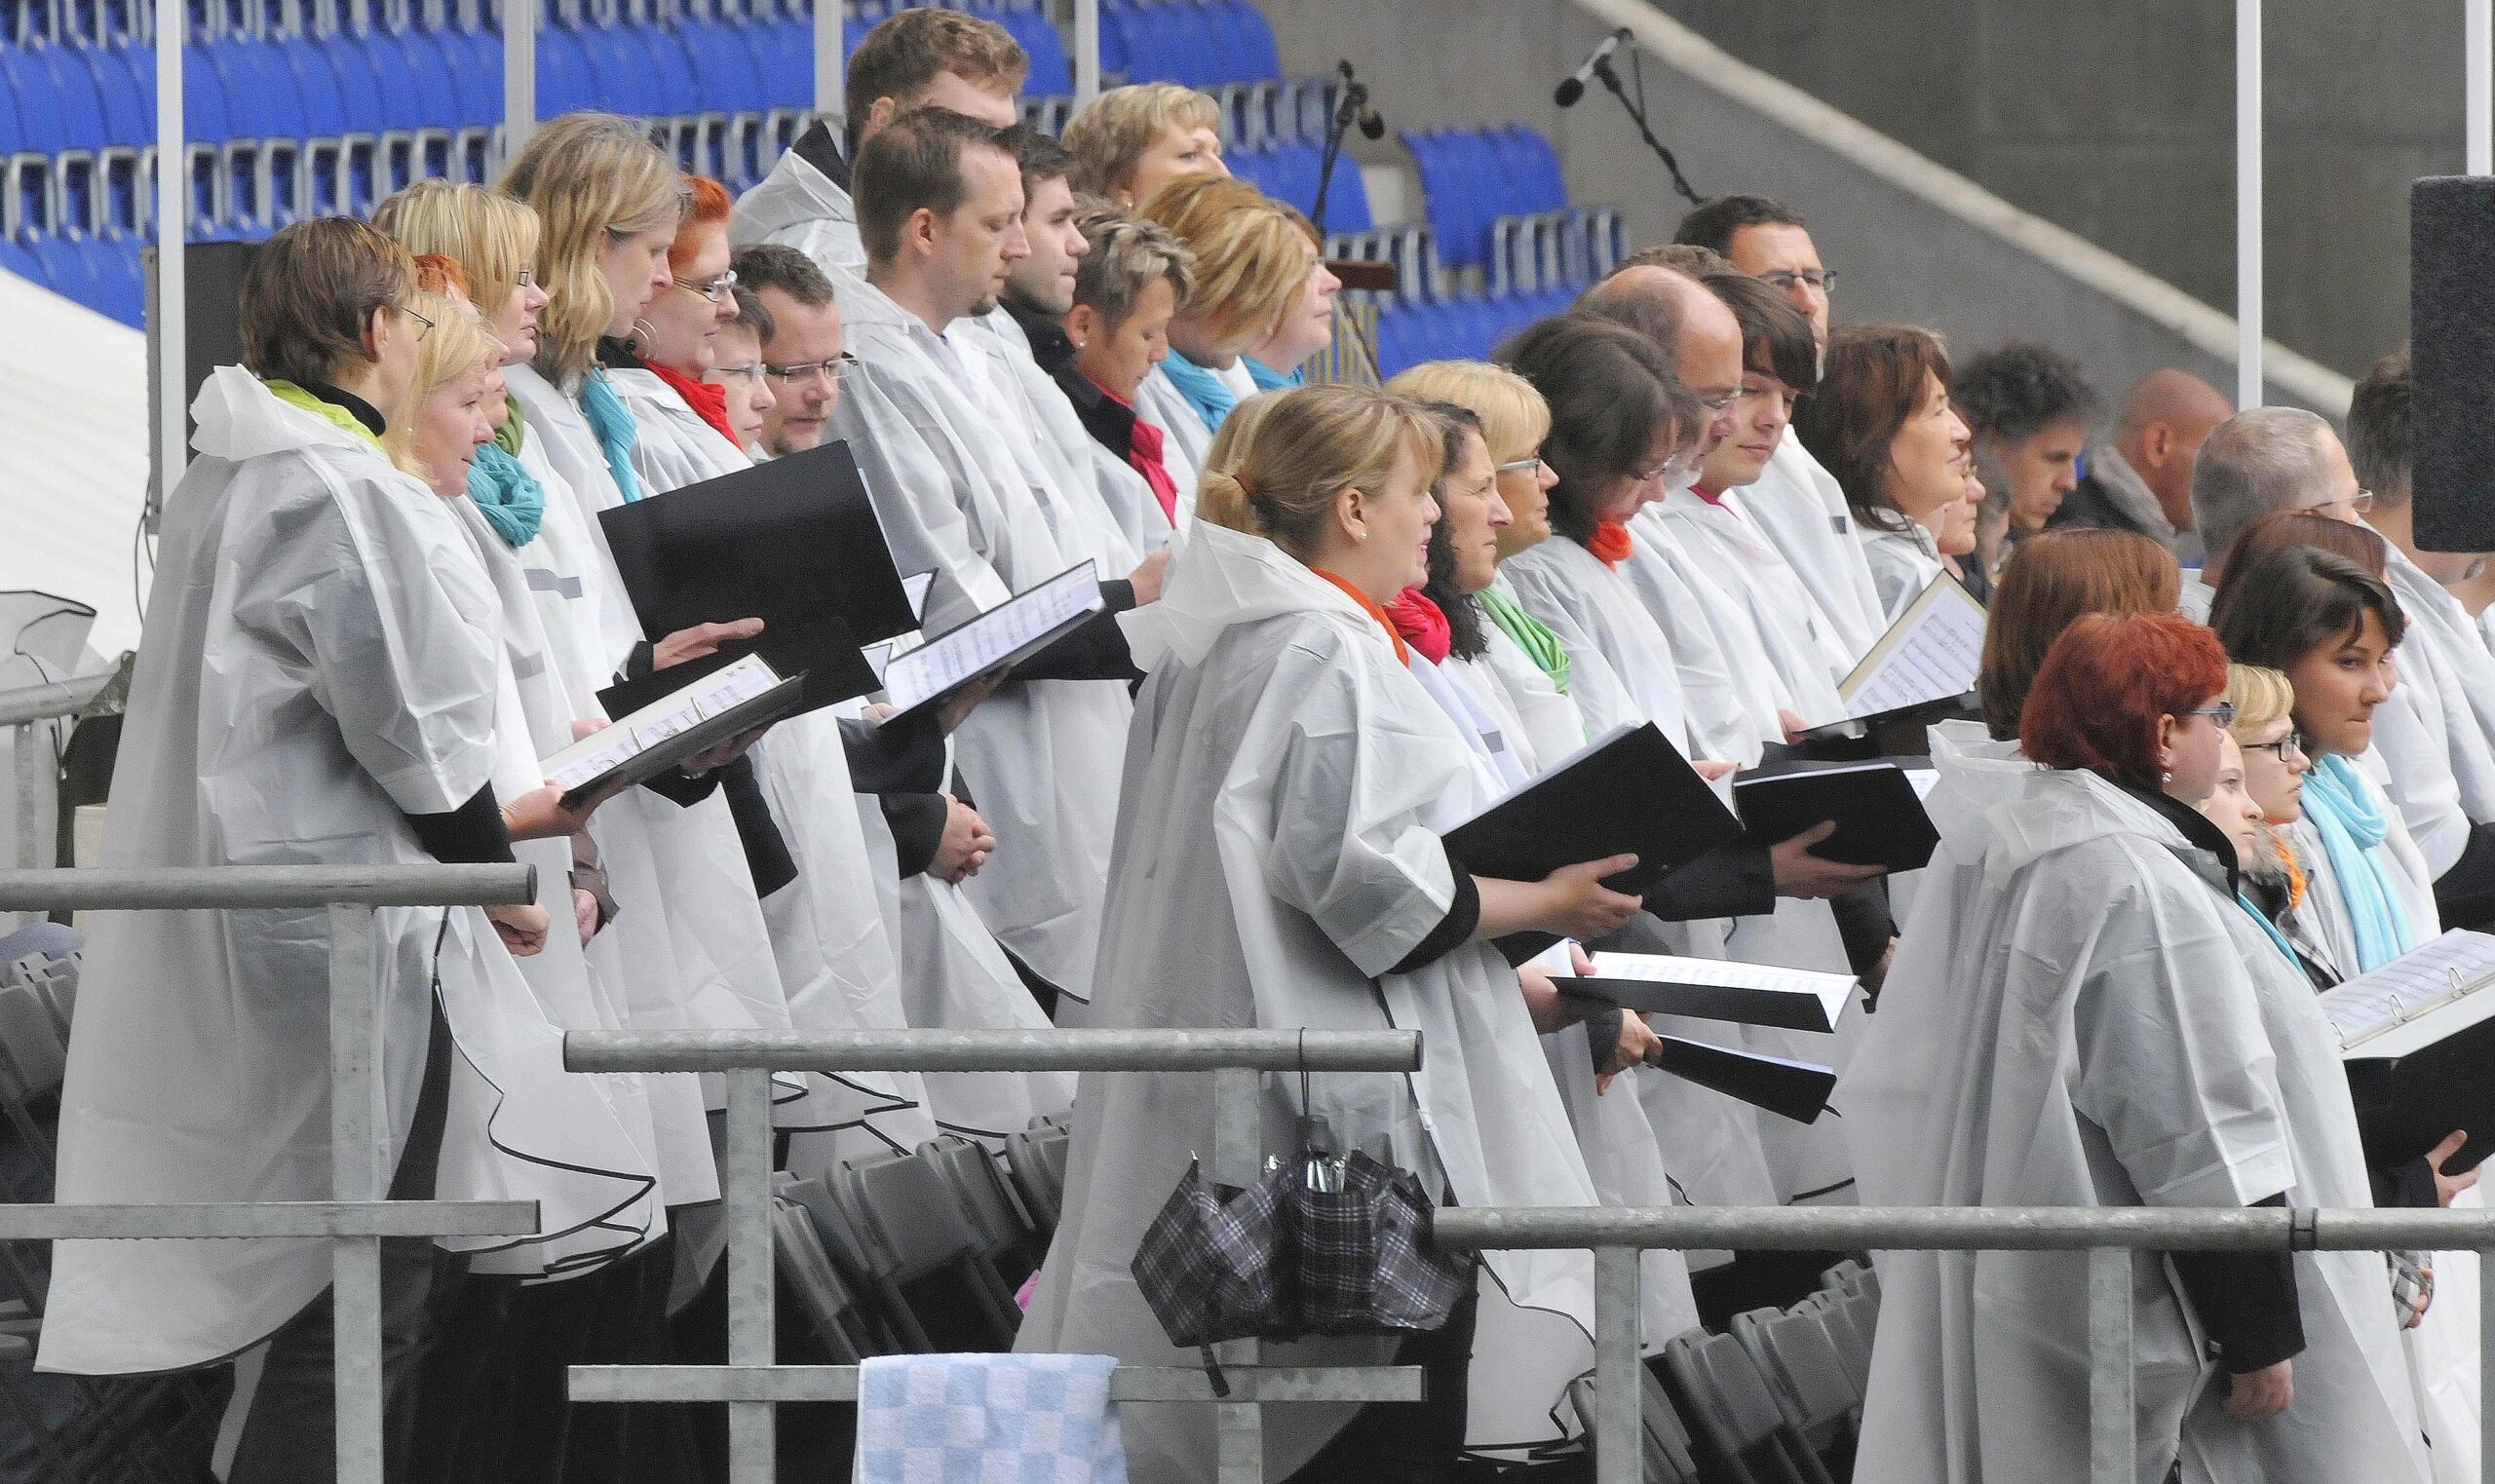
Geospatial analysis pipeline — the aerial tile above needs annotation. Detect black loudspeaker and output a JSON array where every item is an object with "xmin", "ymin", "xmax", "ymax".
[
  {"xmin": 142, "ymin": 239, "xmax": 259, "ymax": 527},
  {"xmin": 2411, "ymin": 176, "xmax": 2495, "ymax": 552}
]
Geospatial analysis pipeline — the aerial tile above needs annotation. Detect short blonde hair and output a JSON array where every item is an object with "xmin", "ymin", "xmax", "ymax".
[
  {"xmin": 1383, "ymin": 361, "xmax": 1552, "ymax": 467},
  {"xmin": 1197, "ymin": 384, "xmax": 1444, "ymax": 554},
  {"xmin": 498, "ymin": 112, "xmax": 686, "ymax": 383},
  {"xmin": 1070, "ymin": 199, "xmax": 1193, "ymax": 331},
  {"xmin": 372, "ymin": 180, "xmax": 540, "ymax": 326},
  {"xmin": 2226, "ymin": 663, "xmax": 2297, "ymax": 740},
  {"xmin": 1139, "ymin": 172, "xmax": 1311, "ymax": 356},
  {"xmin": 1060, "ymin": 83, "xmax": 1223, "ymax": 199},
  {"xmin": 386, "ymin": 285, "xmax": 502, "ymax": 489}
]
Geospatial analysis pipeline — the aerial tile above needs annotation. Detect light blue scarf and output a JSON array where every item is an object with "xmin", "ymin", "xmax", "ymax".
[
  {"xmin": 465, "ymin": 443, "xmax": 546, "ymax": 548},
  {"xmin": 1243, "ymin": 354, "xmax": 1304, "ymax": 394},
  {"xmin": 2236, "ymin": 891, "xmax": 2301, "ymax": 969},
  {"xmin": 578, "ymin": 366, "xmax": 645, "ymax": 503},
  {"xmin": 2302, "ymin": 751, "xmax": 2419, "ymax": 971},
  {"xmin": 1159, "ymin": 347, "xmax": 1239, "ymax": 435}
]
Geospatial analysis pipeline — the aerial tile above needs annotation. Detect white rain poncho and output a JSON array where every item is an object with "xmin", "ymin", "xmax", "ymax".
[
  {"xmin": 729, "ymin": 143, "xmax": 864, "ymax": 286},
  {"xmin": 1731, "ymin": 431, "xmax": 1884, "ymax": 661},
  {"xmin": 1133, "ymin": 362, "xmax": 1212, "ymax": 503},
  {"xmin": 1857, "ymin": 517, "xmax": 1946, "ymax": 625},
  {"xmin": 1649, "ymin": 482, "xmax": 1852, "ymax": 728},
  {"xmin": 611, "ymin": 364, "xmax": 748, "ymax": 496},
  {"xmin": 1017, "ymin": 522, "xmax": 1599, "ymax": 1481},
  {"xmin": 1850, "ymin": 764, "xmax": 2304, "ymax": 1484},
  {"xmin": 826, "ymin": 275, "xmax": 1131, "ymax": 1006},
  {"xmin": 963, "ymin": 309, "xmax": 1144, "ymax": 579},
  {"xmin": 42, "ymin": 369, "xmax": 656, "ymax": 1373}
]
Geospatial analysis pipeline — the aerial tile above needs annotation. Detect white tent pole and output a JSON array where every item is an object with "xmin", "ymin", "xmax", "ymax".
[
  {"xmin": 154, "ymin": 0, "xmax": 185, "ymax": 512},
  {"xmin": 1074, "ymin": 0, "xmax": 1098, "ymax": 103},
  {"xmin": 2470, "ymin": 0, "xmax": 2492, "ymax": 173},
  {"xmin": 814, "ymin": 0, "xmax": 840, "ymax": 123},
  {"xmin": 503, "ymin": 0, "xmax": 536, "ymax": 167},
  {"xmin": 2236, "ymin": 0, "xmax": 2262, "ymax": 409}
]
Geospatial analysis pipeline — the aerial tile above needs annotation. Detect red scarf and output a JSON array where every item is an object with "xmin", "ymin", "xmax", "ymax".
[
  {"xmin": 1693, "ymin": 484, "xmax": 1728, "ymax": 508},
  {"xmin": 1587, "ymin": 518, "xmax": 1634, "ymax": 568},
  {"xmin": 1385, "ymin": 587, "xmax": 1453, "ymax": 665},
  {"xmin": 647, "ymin": 361, "xmax": 739, "ymax": 447},
  {"xmin": 1312, "ymin": 569, "xmax": 1409, "ymax": 665},
  {"xmin": 1122, "ymin": 398, "xmax": 1181, "ymax": 523}
]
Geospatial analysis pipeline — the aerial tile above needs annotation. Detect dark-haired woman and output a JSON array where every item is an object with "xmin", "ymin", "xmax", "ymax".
[
  {"xmin": 1855, "ymin": 611, "xmax": 2425, "ymax": 1484},
  {"xmin": 1791, "ymin": 323, "xmax": 1976, "ymax": 622}
]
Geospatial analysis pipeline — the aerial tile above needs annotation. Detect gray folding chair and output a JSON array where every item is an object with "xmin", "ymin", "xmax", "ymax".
[
  {"xmin": 1001, "ymin": 1123, "xmax": 1069, "ymax": 1236},
  {"xmin": 770, "ymin": 1195, "xmax": 874, "ymax": 1363},
  {"xmin": 1565, "ymin": 1362, "xmax": 1704, "ymax": 1483},
  {"xmin": 1732, "ymin": 1306, "xmax": 1860, "ymax": 1465},
  {"xmin": 775, "ymin": 1173, "xmax": 906, "ymax": 1356},
  {"xmin": 1657, "ymin": 1329, "xmax": 1837, "ymax": 1484},
  {"xmin": 916, "ymin": 1135, "xmax": 1045, "ymax": 1291},
  {"xmin": 828, "ymin": 1153, "xmax": 1023, "ymax": 1351}
]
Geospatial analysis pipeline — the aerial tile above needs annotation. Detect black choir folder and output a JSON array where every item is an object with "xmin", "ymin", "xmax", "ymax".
[
  {"xmin": 1732, "ymin": 759, "xmax": 1940, "ymax": 872},
  {"xmin": 1793, "ymin": 571, "xmax": 1986, "ymax": 757},
  {"xmin": 1441, "ymin": 722, "xmax": 1743, "ymax": 960},
  {"xmin": 2324, "ymin": 930, "xmax": 2495, "ymax": 1172},
  {"xmin": 1648, "ymin": 1037, "xmax": 1835, "ymax": 1125},
  {"xmin": 1557, "ymin": 951, "xmax": 1857, "ymax": 1034},
  {"xmin": 872, "ymin": 562, "xmax": 1106, "ymax": 722}
]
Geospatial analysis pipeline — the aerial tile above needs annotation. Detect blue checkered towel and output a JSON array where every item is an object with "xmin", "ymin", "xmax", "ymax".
[{"xmin": 855, "ymin": 1353, "xmax": 1129, "ymax": 1484}]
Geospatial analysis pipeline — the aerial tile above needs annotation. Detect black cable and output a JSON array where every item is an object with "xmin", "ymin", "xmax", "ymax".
[{"xmin": 1601, "ymin": 50, "xmax": 1705, "ymax": 208}]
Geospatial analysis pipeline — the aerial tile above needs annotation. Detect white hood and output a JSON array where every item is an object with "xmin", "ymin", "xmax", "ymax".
[
  {"xmin": 1119, "ymin": 520, "xmax": 1378, "ymax": 672},
  {"xmin": 1982, "ymin": 763, "xmax": 2214, "ymax": 891},
  {"xmin": 188, "ymin": 363, "xmax": 378, "ymax": 464}
]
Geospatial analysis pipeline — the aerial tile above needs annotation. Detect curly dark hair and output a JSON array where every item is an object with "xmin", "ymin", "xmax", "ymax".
[{"xmin": 1948, "ymin": 341, "xmax": 2102, "ymax": 441}]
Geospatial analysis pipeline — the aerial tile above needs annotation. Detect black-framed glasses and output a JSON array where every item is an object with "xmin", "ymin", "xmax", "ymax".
[
  {"xmin": 1760, "ymin": 268, "xmax": 1837, "ymax": 293},
  {"xmin": 764, "ymin": 352, "xmax": 859, "ymax": 385},
  {"xmin": 672, "ymin": 268, "xmax": 739, "ymax": 303},
  {"xmin": 2243, "ymin": 736, "xmax": 2308, "ymax": 763},
  {"xmin": 2187, "ymin": 703, "xmax": 2238, "ymax": 728},
  {"xmin": 1495, "ymin": 456, "xmax": 1546, "ymax": 477},
  {"xmin": 395, "ymin": 302, "xmax": 435, "ymax": 340}
]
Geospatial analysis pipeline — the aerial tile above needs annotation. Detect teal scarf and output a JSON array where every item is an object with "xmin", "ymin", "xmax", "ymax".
[
  {"xmin": 1243, "ymin": 354, "xmax": 1304, "ymax": 394},
  {"xmin": 2236, "ymin": 891, "xmax": 2301, "ymax": 969},
  {"xmin": 578, "ymin": 366, "xmax": 645, "ymax": 503},
  {"xmin": 1159, "ymin": 347, "xmax": 1239, "ymax": 434},
  {"xmin": 2302, "ymin": 751, "xmax": 2418, "ymax": 971},
  {"xmin": 466, "ymin": 443, "xmax": 545, "ymax": 548}
]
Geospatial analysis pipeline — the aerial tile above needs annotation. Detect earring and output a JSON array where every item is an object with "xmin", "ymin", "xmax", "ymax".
[
  {"xmin": 2161, "ymin": 769, "xmax": 2172, "ymax": 785},
  {"xmin": 1354, "ymin": 529, "xmax": 1367, "ymax": 542}
]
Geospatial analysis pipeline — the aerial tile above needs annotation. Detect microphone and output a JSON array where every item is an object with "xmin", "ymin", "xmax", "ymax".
[
  {"xmin": 1555, "ymin": 26, "xmax": 1631, "ymax": 107},
  {"xmin": 1335, "ymin": 59, "xmax": 1385, "ymax": 140}
]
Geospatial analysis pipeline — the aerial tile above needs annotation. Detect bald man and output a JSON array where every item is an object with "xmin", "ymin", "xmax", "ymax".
[{"xmin": 2052, "ymin": 368, "xmax": 2233, "ymax": 562}]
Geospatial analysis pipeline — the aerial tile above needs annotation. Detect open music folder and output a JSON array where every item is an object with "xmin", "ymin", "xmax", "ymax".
[
  {"xmin": 1555, "ymin": 951, "xmax": 1858, "ymax": 1034},
  {"xmin": 1793, "ymin": 571, "xmax": 1985, "ymax": 752},
  {"xmin": 2323, "ymin": 930, "xmax": 2495, "ymax": 1172},
  {"xmin": 541, "ymin": 655, "xmax": 806, "ymax": 810},
  {"xmin": 874, "ymin": 561, "xmax": 1105, "ymax": 720}
]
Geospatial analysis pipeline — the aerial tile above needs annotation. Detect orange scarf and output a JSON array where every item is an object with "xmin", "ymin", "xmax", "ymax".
[
  {"xmin": 1587, "ymin": 518, "xmax": 1634, "ymax": 568},
  {"xmin": 1313, "ymin": 568, "xmax": 1410, "ymax": 665},
  {"xmin": 2277, "ymin": 832, "xmax": 2308, "ymax": 911}
]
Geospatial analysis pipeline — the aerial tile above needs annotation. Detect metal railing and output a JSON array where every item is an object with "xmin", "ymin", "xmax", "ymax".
[
  {"xmin": 561, "ymin": 1026, "xmax": 1431, "ymax": 1484},
  {"xmin": 1433, "ymin": 1201, "xmax": 2495, "ymax": 1484},
  {"xmin": 0, "ymin": 864, "xmax": 544, "ymax": 1482},
  {"xmin": 0, "ymin": 673, "xmax": 113, "ymax": 875}
]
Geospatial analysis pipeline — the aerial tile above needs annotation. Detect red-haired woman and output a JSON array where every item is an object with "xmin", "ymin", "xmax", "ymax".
[
  {"xmin": 605, "ymin": 172, "xmax": 750, "ymax": 488},
  {"xmin": 1854, "ymin": 612, "xmax": 2426, "ymax": 1484}
]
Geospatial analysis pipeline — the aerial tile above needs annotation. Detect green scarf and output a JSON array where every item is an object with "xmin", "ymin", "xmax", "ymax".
[
  {"xmin": 1477, "ymin": 583, "xmax": 1569, "ymax": 695},
  {"xmin": 263, "ymin": 379, "xmax": 384, "ymax": 452}
]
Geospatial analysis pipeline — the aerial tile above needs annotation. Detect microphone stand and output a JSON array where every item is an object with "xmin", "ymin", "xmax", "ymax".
[
  {"xmin": 1311, "ymin": 73, "xmax": 1369, "ymax": 239},
  {"xmin": 1592, "ymin": 56, "xmax": 1704, "ymax": 208}
]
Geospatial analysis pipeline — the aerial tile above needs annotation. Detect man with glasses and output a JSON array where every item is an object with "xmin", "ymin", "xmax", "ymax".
[
  {"xmin": 2348, "ymin": 349, "xmax": 2495, "ymax": 929},
  {"xmin": 2183, "ymin": 405, "xmax": 2369, "ymax": 622},
  {"xmin": 729, "ymin": 244, "xmax": 848, "ymax": 457},
  {"xmin": 1670, "ymin": 195, "xmax": 1890, "ymax": 658}
]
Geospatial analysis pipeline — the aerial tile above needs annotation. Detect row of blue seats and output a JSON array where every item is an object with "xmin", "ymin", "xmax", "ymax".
[
  {"xmin": 4, "ymin": 227, "xmax": 145, "ymax": 324},
  {"xmin": 1223, "ymin": 135, "xmax": 1366, "ymax": 233},
  {"xmin": 1094, "ymin": 0, "xmax": 1274, "ymax": 90},
  {"xmin": 1371, "ymin": 281, "xmax": 1583, "ymax": 379},
  {"xmin": 1402, "ymin": 124, "xmax": 1570, "ymax": 269}
]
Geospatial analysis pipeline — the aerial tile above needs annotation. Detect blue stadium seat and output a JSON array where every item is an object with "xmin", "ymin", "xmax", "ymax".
[
  {"xmin": 680, "ymin": 10, "xmax": 761, "ymax": 106},
  {"xmin": 533, "ymin": 22, "xmax": 595, "ymax": 115},
  {"xmin": 1491, "ymin": 123, "xmax": 1568, "ymax": 214},
  {"xmin": 1094, "ymin": 0, "xmax": 1130, "ymax": 75},
  {"xmin": 82, "ymin": 41, "xmax": 152, "ymax": 146},
  {"xmin": 0, "ymin": 235, "xmax": 46, "ymax": 288},
  {"xmin": 34, "ymin": 41, "xmax": 112, "ymax": 153},
  {"xmin": 998, "ymin": 1, "xmax": 1068, "ymax": 96},
  {"xmin": 441, "ymin": 25, "xmax": 500, "ymax": 125},
  {"xmin": 634, "ymin": 16, "xmax": 701, "ymax": 118},
  {"xmin": 1220, "ymin": 0, "xmax": 1276, "ymax": 79},
  {"xmin": 0, "ymin": 50, "xmax": 63, "ymax": 155},
  {"xmin": 398, "ymin": 23, "xmax": 464, "ymax": 129}
]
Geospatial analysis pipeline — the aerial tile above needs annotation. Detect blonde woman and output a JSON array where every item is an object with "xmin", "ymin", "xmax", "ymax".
[
  {"xmin": 1021, "ymin": 385, "xmax": 1638, "ymax": 1483},
  {"xmin": 1132, "ymin": 172, "xmax": 1324, "ymax": 470},
  {"xmin": 1059, "ymin": 81, "xmax": 1227, "ymax": 204}
]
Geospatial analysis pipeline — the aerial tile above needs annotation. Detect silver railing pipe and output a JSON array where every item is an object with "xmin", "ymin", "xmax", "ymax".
[
  {"xmin": 1433, "ymin": 1202, "xmax": 2495, "ymax": 1484},
  {"xmin": 564, "ymin": 1027, "xmax": 1425, "ymax": 1484},
  {"xmin": 13, "ymin": 864, "xmax": 542, "ymax": 1484},
  {"xmin": 0, "ymin": 671, "xmax": 112, "ymax": 875}
]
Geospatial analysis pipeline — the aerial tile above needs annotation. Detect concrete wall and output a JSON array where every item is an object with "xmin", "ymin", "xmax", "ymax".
[{"xmin": 1251, "ymin": 0, "xmax": 2380, "ymax": 410}]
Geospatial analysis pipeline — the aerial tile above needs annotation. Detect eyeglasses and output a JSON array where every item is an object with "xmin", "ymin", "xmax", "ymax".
[
  {"xmin": 1495, "ymin": 456, "xmax": 1547, "ymax": 477},
  {"xmin": 1759, "ymin": 268, "xmax": 1837, "ymax": 294},
  {"xmin": 1635, "ymin": 449, "xmax": 1706, "ymax": 487},
  {"xmin": 516, "ymin": 265, "xmax": 535, "ymax": 289},
  {"xmin": 2186, "ymin": 703, "xmax": 2238, "ymax": 728},
  {"xmin": 395, "ymin": 302, "xmax": 435, "ymax": 340},
  {"xmin": 672, "ymin": 268, "xmax": 739, "ymax": 303},
  {"xmin": 2243, "ymin": 736, "xmax": 2308, "ymax": 763},
  {"xmin": 1691, "ymin": 387, "xmax": 1744, "ymax": 416},
  {"xmin": 764, "ymin": 352, "xmax": 859, "ymax": 386},
  {"xmin": 707, "ymin": 361, "xmax": 766, "ymax": 386}
]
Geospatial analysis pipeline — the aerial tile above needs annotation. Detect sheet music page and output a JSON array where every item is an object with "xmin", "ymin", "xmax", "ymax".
[
  {"xmin": 1590, "ymin": 951, "xmax": 1856, "ymax": 1026},
  {"xmin": 2321, "ymin": 929, "xmax": 2495, "ymax": 1046},
  {"xmin": 541, "ymin": 654, "xmax": 778, "ymax": 790},
  {"xmin": 1905, "ymin": 768, "xmax": 1942, "ymax": 802},
  {"xmin": 1841, "ymin": 576, "xmax": 1985, "ymax": 718},
  {"xmin": 881, "ymin": 562, "xmax": 1098, "ymax": 712},
  {"xmin": 902, "ymin": 572, "xmax": 936, "ymax": 624}
]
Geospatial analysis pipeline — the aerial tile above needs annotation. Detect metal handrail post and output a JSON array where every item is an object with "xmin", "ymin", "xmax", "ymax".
[
  {"xmin": 13, "ymin": 728, "xmax": 35, "ymax": 874},
  {"xmin": 1212, "ymin": 1064, "xmax": 1261, "ymax": 1484},
  {"xmin": 1590, "ymin": 1247, "xmax": 1639, "ymax": 1484},
  {"xmin": 2086, "ymin": 1246, "xmax": 2133, "ymax": 1484},
  {"xmin": 328, "ymin": 901, "xmax": 387, "ymax": 1484},
  {"xmin": 0, "ymin": 671, "xmax": 112, "ymax": 874},
  {"xmin": 724, "ymin": 1066, "xmax": 776, "ymax": 1484}
]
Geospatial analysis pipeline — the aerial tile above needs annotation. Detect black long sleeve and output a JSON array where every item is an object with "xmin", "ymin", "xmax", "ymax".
[
  {"xmin": 1009, "ymin": 580, "xmax": 1141, "ymax": 684},
  {"xmin": 841, "ymin": 711, "xmax": 948, "ymax": 795},
  {"xmin": 1646, "ymin": 839, "xmax": 1779, "ymax": 922},
  {"xmin": 1388, "ymin": 854, "xmax": 1481, "ymax": 974},
  {"xmin": 403, "ymin": 784, "xmax": 516, "ymax": 865},
  {"xmin": 2434, "ymin": 819, "xmax": 2495, "ymax": 932},
  {"xmin": 880, "ymin": 791, "xmax": 950, "ymax": 880},
  {"xmin": 2169, "ymin": 1193, "xmax": 2305, "ymax": 1374},
  {"xmin": 719, "ymin": 758, "xmax": 797, "ymax": 897}
]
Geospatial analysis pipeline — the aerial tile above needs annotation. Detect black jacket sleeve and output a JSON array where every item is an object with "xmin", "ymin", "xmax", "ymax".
[
  {"xmin": 1387, "ymin": 851, "xmax": 1481, "ymax": 974},
  {"xmin": 1646, "ymin": 839, "xmax": 1779, "ymax": 922},
  {"xmin": 403, "ymin": 784, "xmax": 517, "ymax": 865},
  {"xmin": 841, "ymin": 711, "xmax": 948, "ymax": 795},
  {"xmin": 2169, "ymin": 1193, "xmax": 2305, "ymax": 1374},
  {"xmin": 1581, "ymin": 1008, "xmax": 1627, "ymax": 1072},
  {"xmin": 2434, "ymin": 820, "xmax": 2495, "ymax": 932},
  {"xmin": 880, "ymin": 792, "xmax": 951, "ymax": 880},
  {"xmin": 1007, "ymin": 580, "xmax": 1141, "ymax": 684},
  {"xmin": 718, "ymin": 758, "xmax": 797, "ymax": 897}
]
